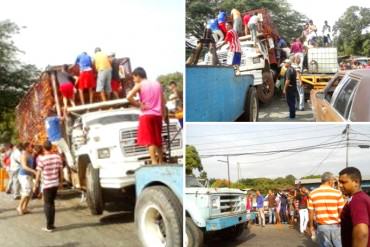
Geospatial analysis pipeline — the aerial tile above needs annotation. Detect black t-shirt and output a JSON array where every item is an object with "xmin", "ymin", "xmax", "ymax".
[
  {"xmin": 285, "ymin": 67, "xmax": 297, "ymax": 86},
  {"xmin": 111, "ymin": 58, "xmax": 121, "ymax": 81},
  {"xmin": 56, "ymin": 71, "xmax": 75, "ymax": 85}
]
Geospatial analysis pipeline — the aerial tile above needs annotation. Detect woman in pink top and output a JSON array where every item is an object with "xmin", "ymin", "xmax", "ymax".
[{"xmin": 127, "ymin": 67, "xmax": 165, "ymax": 164}]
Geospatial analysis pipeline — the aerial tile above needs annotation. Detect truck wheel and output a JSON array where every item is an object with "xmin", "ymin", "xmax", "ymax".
[
  {"xmin": 257, "ymin": 71, "xmax": 275, "ymax": 104},
  {"xmin": 86, "ymin": 164, "xmax": 104, "ymax": 215},
  {"xmin": 135, "ymin": 186, "xmax": 182, "ymax": 247},
  {"xmin": 220, "ymin": 223, "xmax": 245, "ymax": 240},
  {"xmin": 242, "ymin": 87, "xmax": 259, "ymax": 122},
  {"xmin": 186, "ymin": 217, "xmax": 204, "ymax": 247}
]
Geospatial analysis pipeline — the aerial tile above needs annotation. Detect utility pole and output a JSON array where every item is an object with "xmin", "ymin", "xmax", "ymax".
[
  {"xmin": 237, "ymin": 162, "xmax": 240, "ymax": 182},
  {"xmin": 217, "ymin": 156, "xmax": 231, "ymax": 188}
]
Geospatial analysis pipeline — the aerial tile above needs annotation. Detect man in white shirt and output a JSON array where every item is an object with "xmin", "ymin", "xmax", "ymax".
[
  {"xmin": 322, "ymin": 20, "xmax": 331, "ymax": 47},
  {"xmin": 8, "ymin": 144, "xmax": 21, "ymax": 199},
  {"xmin": 248, "ymin": 12, "xmax": 262, "ymax": 43}
]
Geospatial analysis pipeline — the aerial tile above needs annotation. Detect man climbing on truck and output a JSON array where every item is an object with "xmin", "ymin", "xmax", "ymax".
[
  {"xmin": 127, "ymin": 67, "xmax": 166, "ymax": 165},
  {"xmin": 74, "ymin": 52, "xmax": 94, "ymax": 105},
  {"xmin": 217, "ymin": 21, "xmax": 241, "ymax": 66},
  {"xmin": 56, "ymin": 64, "xmax": 76, "ymax": 109},
  {"xmin": 93, "ymin": 47, "xmax": 112, "ymax": 102}
]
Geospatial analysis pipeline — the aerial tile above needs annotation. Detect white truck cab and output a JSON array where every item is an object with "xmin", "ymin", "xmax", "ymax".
[{"xmin": 66, "ymin": 101, "xmax": 183, "ymax": 215}]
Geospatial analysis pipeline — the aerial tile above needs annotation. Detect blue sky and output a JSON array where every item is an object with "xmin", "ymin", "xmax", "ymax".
[
  {"xmin": 187, "ymin": 124, "xmax": 370, "ymax": 180},
  {"xmin": 0, "ymin": 0, "xmax": 184, "ymax": 79}
]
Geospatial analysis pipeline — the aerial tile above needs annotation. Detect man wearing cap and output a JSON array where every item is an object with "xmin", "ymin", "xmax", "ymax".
[
  {"xmin": 308, "ymin": 172, "xmax": 345, "ymax": 247},
  {"xmin": 93, "ymin": 47, "xmax": 112, "ymax": 101},
  {"xmin": 283, "ymin": 59, "xmax": 298, "ymax": 119}
]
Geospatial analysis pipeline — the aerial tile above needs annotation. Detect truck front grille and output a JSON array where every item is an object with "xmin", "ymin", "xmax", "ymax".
[
  {"xmin": 120, "ymin": 124, "xmax": 181, "ymax": 157},
  {"xmin": 220, "ymin": 195, "xmax": 243, "ymax": 213}
]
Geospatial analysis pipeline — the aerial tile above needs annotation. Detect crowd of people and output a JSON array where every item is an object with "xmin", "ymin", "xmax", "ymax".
[
  {"xmin": 53, "ymin": 48, "xmax": 130, "ymax": 110},
  {"xmin": 246, "ymin": 167, "xmax": 370, "ymax": 246},
  {"xmin": 0, "ymin": 141, "xmax": 64, "ymax": 232}
]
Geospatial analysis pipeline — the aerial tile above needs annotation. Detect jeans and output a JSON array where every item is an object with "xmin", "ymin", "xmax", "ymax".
[
  {"xmin": 286, "ymin": 86, "xmax": 297, "ymax": 118},
  {"xmin": 296, "ymin": 82, "xmax": 305, "ymax": 110},
  {"xmin": 269, "ymin": 207, "xmax": 276, "ymax": 224},
  {"xmin": 257, "ymin": 207, "xmax": 265, "ymax": 226},
  {"xmin": 299, "ymin": 208, "xmax": 309, "ymax": 233},
  {"xmin": 280, "ymin": 206, "xmax": 288, "ymax": 223},
  {"xmin": 316, "ymin": 224, "xmax": 342, "ymax": 247},
  {"xmin": 248, "ymin": 23, "xmax": 257, "ymax": 43},
  {"xmin": 6, "ymin": 169, "xmax": 20, "ymax": 198},
  {"xmin": 44, "ymin": 186, "xmax": 58, "ymax": 229}
]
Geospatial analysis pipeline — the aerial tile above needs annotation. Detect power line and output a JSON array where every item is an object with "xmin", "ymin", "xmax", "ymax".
[{"xmin": 196, "ymin": 134, "xmax": 343, "ymax": 152}]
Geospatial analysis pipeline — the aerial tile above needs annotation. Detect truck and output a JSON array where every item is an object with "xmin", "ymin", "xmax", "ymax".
[
  {"xmin": 135, "ymin": 165, "xmax": 183, "ymax": 247},
  {"xmin": 185, "ymin": 175, "xmax": 248, "ymax": 247},
  {"xmin": 15, "ymin": 59, "xmax": 183, "ymax": 215},
  {"xmin": 301, "ymin": 47, "xmax": 339, "ymax": 95}
]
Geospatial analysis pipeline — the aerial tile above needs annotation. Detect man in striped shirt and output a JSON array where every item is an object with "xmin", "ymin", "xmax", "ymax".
[
  {"xmin": 217, "ymin": 21, "xmax": 242, "ymax": 66},
  {"xmin": 308, "ymin": 172, "xmax": 345, "ymax": 247},
  {"xmin": 34, "ymin": 140, "xmax": 63, "ymax": 232}
]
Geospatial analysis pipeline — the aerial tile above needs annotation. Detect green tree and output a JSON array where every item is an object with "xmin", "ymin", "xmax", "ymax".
[
  {"xmin": 186, "ymin": 145, "xmax": 203, "ymax": 174},
  {"xmin": 0, "ymin": 20, "xmax": 40, "ymax": 143},
  {"xmin": 300, "ymin": 175, "xmax": 321, "ymax": 179},
  {"xmin": 333, "ymin": 6, "xmax": 370, "ymax": 56},
  {"xmin": 186, "ymin": 0, "xmax": 307, "ymax": 41}
]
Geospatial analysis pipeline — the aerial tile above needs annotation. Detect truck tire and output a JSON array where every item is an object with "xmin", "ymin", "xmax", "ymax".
[
  {"xmin": 220, "ymin": 223, "xmax": 245, "ymax": 241},
  {"xmin": 257, "ymin": 70, "xmax": 275, "ymax": 104},
  {"xmin": 135, "ymin": 186, "xmax": 182, "ymax": 247},
  {"xmin": 86, "ymin": 164, "xmax": 104, "ymax": 215},
  {"xmin": 186, "ymin": 217, "xmax": 204, "ymax": 247},
  {"xmin": 242, "ymin": 86, "xmax": 259, "ymax": 122}
]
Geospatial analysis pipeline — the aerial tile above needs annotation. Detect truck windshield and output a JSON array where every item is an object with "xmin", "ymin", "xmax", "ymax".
[
  {"xmin": 186, "ymin": 176, "xmax": 204, "ymax": 188},
  {"xmin": 87, "ymin": 114, "xmax": 139, "ymax": 126}
]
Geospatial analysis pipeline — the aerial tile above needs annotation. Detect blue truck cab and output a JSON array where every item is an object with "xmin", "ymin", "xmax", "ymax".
[
  {"xmin": 134, "ymin": 165, "xmax": 183, "ymax": 247},
  {"xmin": 185, "ymin": 175, "xmax": 248, "ymax": 247}
]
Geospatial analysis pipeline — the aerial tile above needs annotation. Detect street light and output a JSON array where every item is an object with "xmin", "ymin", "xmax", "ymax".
[{"xmin": 217, "ymin": 156, "xmax": 230, "ymax": 187}]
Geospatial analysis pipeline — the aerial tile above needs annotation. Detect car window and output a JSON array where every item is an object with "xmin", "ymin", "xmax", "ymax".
[
  {"xmin": 324, "ymin": 76, "xmax": 343, "ymax": 102},
  {"xmin": 332, "ymin": 78, "xmax": 359, "ymax": 118}
]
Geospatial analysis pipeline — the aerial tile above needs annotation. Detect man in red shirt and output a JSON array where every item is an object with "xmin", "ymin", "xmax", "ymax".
[
  {"xmin": 339, "ymin": 167, "xmax": 370, "ymax": 247},
  {"xmin": 217, "ymin": 21, "xmax": 242, "ymax": 66},
  {"xmin": 243, "ymin": 14, "xmax": 251, "ymax": 36}
]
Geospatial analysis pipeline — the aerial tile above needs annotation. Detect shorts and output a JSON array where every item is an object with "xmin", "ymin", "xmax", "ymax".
[
  {"xmin": 96, "ymin": 69, "xmax": 112, "ymax": 93},
  {"xmin": 323, "ymin": 36, "xmax": 329, "ymax": 44},
  {"xmin": 218, "ymin": 22, "xmax": 227, "ymax": 35},
  {"xmin": 19, "ymin": 175, "xmax": 33, "ymax": 197},
  {"xmin": 137, "ymin": 115, "xmax": 163, "ymax": 147},
  {"xmin": 227, "ymin": 52, "xmax": 241, "ymax": 65},
  {"xmin": 59, "ymin": 82, "xmax": 74, "ymax": 99},
  {"xmin": 111, "ymin": 79, "xmax": 121, "ymax": 92},
  {"xmin": 78, "ymin": 70, "xmax": 95, "ymax": 89}
]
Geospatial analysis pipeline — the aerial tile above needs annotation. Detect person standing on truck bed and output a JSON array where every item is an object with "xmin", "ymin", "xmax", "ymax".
[
  {"xmin": 127, "ymin": 67, "xmax": 166, "ymax": 165},
  {"xmin": 45, "ymin": 109, "xmax": 74, "ymax": 171},
  {"xmin": 108, "ymin": 52, "xmax": 122, "ymax": 99},
  {"xmin": 17, "ymin": 142, "xmax": 37, "ymax": 215},
  {"xmin": 283, "ymin": 59, "xmax": 298, "ymax": 119},
  {"xmin": 217, "ymin": 21, "xmax": 241, "ymax": 66},
  {"xmin": 34, "ymin": 140, "xmax": 63, "ymax": 232},
  {"xmin": 217, "ymin": 9, "xmax": 227, "ymax": 36},
  {"xmin": 322, "ymin": 21, "xmax": 331, "ymax": 47},
  {"xmin": 207, "ymin": 18, "xmax": 224, "ymax": 43},
  {"xmin": 243, "ymin": 13, "xmax": 251, "ymax": 36},
  {"xmin": 248, "ymin": 12, "xmax": 262, "ymax": 45},
  {"xmin": 93, "ymin": 47, "xmax": 112, "ymax": 102},
  {"xmin": 56, "ymin": 64, "xmax": 76, "ymax": 109},
  {"xmin": 230, "ymin": 8, "xmax": 242, "ymax": 36},
  {"xmin": 75, "ymin": 52, "xmax": 94, "ymax": 105}
]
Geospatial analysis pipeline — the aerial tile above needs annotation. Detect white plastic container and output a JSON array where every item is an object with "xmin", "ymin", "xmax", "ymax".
[{"xmin": 308, "ymin": 48, "xmax": 338, "ymax": 73}]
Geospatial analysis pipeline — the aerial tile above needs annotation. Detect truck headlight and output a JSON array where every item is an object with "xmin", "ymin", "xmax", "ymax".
[
  {"xmin": 211, "ymin": 197, "xmax": 220, "ymax": 209},
  {"xmin": 97, "ymin": 148, "xmax": 110, "ymax": 159}
]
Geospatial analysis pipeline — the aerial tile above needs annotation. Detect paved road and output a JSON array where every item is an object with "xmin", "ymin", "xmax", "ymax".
[
  {"xmin": 0, "ymin": 190, "xmax": 141, "ymax": 247},
  {"xmin": 259, "ymin": 95, "xmax": 314, "ymax": 122},
  {"xmin": 206, "ymin": 223, "xmax": 317, "ymax": 247}
]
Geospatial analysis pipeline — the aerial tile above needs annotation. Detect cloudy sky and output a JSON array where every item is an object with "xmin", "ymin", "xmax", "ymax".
[
  {"xmin": 0, "ymin": 0, "xmax": 184, "ymax": 79},
  {"xmin": 287, "ymin": 0, "xmax": 370, "ymax": 35},
  {"xmin": 187, "ymin": 124, "xmax": 370, "ymax": 181}
]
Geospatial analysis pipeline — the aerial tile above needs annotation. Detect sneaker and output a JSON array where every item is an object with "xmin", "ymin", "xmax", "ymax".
[{"xmin": 41, "ymin": 227, "xmax": 53, "ymax": 233}]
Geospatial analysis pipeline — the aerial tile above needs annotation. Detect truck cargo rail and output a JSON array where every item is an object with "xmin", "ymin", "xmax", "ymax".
[{"xmin": 67, "ymin": 98, "xmax": 131, "ymax": 114}]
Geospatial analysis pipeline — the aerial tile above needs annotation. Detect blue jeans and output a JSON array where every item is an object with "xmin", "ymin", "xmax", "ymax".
[
  {"xmin": 317, "ymin": 224, "xmax": 342, "ymax": 247},
  {"xmin": 269, "ymin": 208, "xmax": 275, "ymax": 224}
]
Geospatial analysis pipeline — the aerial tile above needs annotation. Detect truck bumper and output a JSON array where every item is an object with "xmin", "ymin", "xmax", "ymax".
[{"xmin": 206, "ymin": 214, "xmax": 247, "ymax": 231}]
